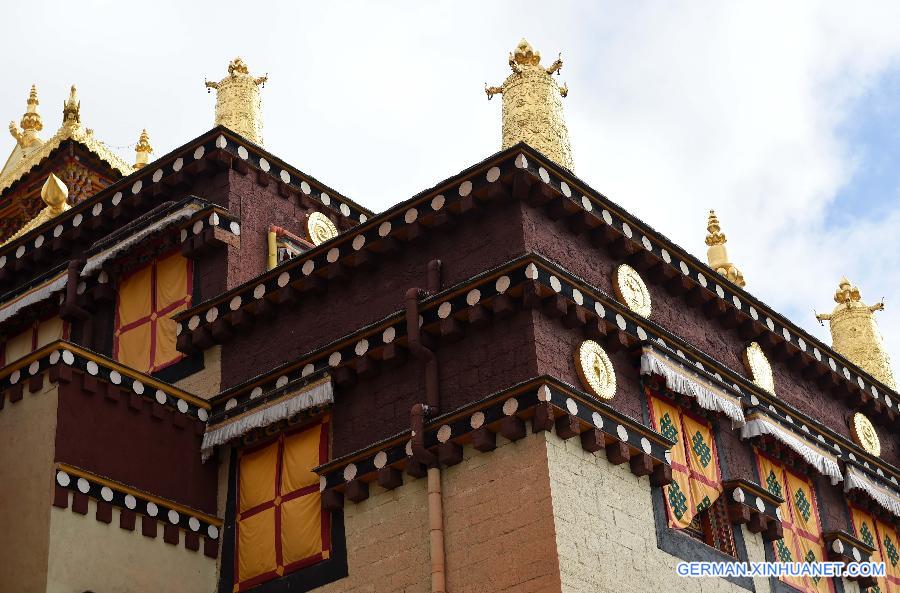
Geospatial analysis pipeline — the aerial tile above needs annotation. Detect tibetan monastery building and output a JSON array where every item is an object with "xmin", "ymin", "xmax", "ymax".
[{"xmin": 0, "ymin": 43, "xmax": 898, "ymax": 593}]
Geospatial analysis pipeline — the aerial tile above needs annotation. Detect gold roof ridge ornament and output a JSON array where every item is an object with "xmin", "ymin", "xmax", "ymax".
[
  {"xmin": 743, "ymin": 341, "xmax": 775, "ymax": 395},
  {"xmin": 205, "ymin": 57, "xmax": 268, "ymax": 146},
  {"xmin": 849, "ymin": 412, "xmax": 880, "ymax": 457},
  {"xmin": 0, "ymin": 84, "xmax": 132, "ymax": 196},
  {"xmin": 486, "ymin": 38, "xmax": 574, "ymax": 171},
  {"xmin": 307, "ymin": 212, "xmax": 338, "ymax": 246},
  {"xmin": 133, "ymin": 129, "xmax": 153, "ymax": 170},
  {"xmin": 9, "ymin": 84, "xmax": 44, "ymax": 149},
  {"xmin": 62, "ymin": 85, "xmax": 81, "ymax": 126},
  {"xmin": 705, "ymin": 210, "xmax": 745, "ymax": 287},
  {"xmin": 816, "ymin": 277, "xmax": 896, "ymax": 390},
  {"xmin": 575, "ymin": 339, "xmax": 616, "ymax": 400},
  {"xmin": 1, "ymin": 173, "xmax": 71, "ymax": 246}
]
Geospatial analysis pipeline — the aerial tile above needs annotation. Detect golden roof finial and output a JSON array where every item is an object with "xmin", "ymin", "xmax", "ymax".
[
  {"xmin": 817, "ymin": 278, "xmax": 895, "ymax": 389},
  {"xmin": 41, "ymin": 172, "xmax": 69, "ymax": 213},
  {"xmin": 62, "ymin": 85, "xmax": 81, "ymax": 126},
  {"xmin": 704, "ymin": 210, "xmax": 745, "ymax": 287},
  {"xmin": 205, "ymin": 57, "xmax": 268, "ymax": 145},
  {"xmin": 9, "ymin": 85, "xmax": 44, "ymax": 149},
  {"xmin": 0, "ymin": 173, "xmax": 70, "ymax": 246},
  {"xmin": 133, "ymin": 129, "xmax": 153, "ymax": 170},
  {"xmin": 486, "ymin": 38, "xmax": 574, "ymax": 170}
]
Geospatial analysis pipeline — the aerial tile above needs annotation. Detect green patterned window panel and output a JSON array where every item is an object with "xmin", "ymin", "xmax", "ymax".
[
  {"xmin": 775, "ymin": 538, "xmax": 793, "ymax": 562},
  {"xmin": 860, "ymin": 522, "xmax": 876, "ymax": 548},
  {"xmin": 794, "ymin": 488, "xmax": 812, "ymax": 522},
  {"xmin": 765, "ymin": 470, "xmax": 782, "ymax": 499},
  {"xmin": 884, "ymin": 534, "xmax": 899, "ymax": 567},
  {"xmin": 691, "ymin": 431, "xmax": 712, "ymax": 467},
  {"xmin": 668, "ymin": 480, "xmax": 689, "ymax": 520},
  {"xmin": 660, "ymin": 412, "xmax": 678, "ymax": 442}
]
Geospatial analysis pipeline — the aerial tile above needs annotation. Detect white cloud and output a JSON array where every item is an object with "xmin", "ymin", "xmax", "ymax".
[{"xmin": 1, "ymin": 0, "xmax": 899, "ymax": 377}]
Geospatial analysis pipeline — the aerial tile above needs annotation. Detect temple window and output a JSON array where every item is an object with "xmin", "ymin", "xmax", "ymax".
[
  {"xmin": 113, "ymin": 251, "xmax": 192, "ymax": 374},
  {"xmin": 1, "ymin": 316, "xmax": 67, "ymax": 366},
  {"xmin": 849, "ymin": 505, "xmax": 900, "ymax": 592},
  {"xmin": 647, "ymin": 394, "xmax": 735, "ymax": 557},
  {"xmin": 756, "ymin": 453, "xmax": 832, "ymax": 593},
  {"xmin": 234, "ymin": 416, "xmax": 330, "ymax": 590}
]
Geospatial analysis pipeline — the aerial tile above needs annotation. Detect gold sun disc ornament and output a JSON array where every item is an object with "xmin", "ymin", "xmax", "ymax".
[
  {"xmin": 743, "ymin": 342, "xmax": 775, "ymax": 395},
  {"xmin": 850, "ymin": 412, "xmax": 880, "ymax": 457},
  {"xmin": 575, "ymin": 340, "xmax": 616, "ymax": 400},
  {"xmin": 307, "ymin": 212, "xmax": 338, "ymax": 246},
  {"xmin": 614, "ymin": 264, "xmax": 651, "ymax": 318}
]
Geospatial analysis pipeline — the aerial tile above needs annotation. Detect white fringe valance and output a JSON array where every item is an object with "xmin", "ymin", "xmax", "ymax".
[
  {"xmin": 845, "ymin": 465, "xmax": 900, "ymax": 519},
  {"xmin": 741, "ymin": 415, "xmax": 843, "ymax": 484},
  {"xmin": 82, "ymin": 206, "xmax": 201, "ymax": 277},
  {"xmin": 0, "ymin": 272, "xmax": 67, "ymax": 323},
  {"xmin": 640, "ymin": 347, "xmax": 745, "ymax": 426},
  {"xmin": 201, "ymin": 378, "xmax": 333, "ymax": 461}
]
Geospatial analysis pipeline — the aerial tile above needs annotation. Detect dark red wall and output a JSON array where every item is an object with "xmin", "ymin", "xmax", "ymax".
[
  {"xmin": 219, "ymin": 200, "xmax": 531, "ymax": 390},
  {"xmin": 54, "ymin": 376, "xmax": 217, "ymax": 513},
  {"xmin": 519, "ymin": 202, "xmax": 899, "ymax": 468}
]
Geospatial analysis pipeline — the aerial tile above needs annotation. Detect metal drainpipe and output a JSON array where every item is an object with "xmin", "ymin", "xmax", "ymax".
[
  {"xmin": 405, "ymin": 260, "xmax": 447, "ymax": 593},
  {"xmin": 266, "ymin": 227, "xmax": 278, "ymax": 271},
  {"xmin": 61, "ymin": 259, "xmax": 92, "ymax": 347}
]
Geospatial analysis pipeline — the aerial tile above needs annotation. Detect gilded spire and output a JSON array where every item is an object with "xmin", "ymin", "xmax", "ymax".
[
  {"xmin": 0, "ymin": 174, "xmax": 71, "ymax": 246},
  {"xmin": 133, "ymin": 129, "xmax": 153, "ymax": 169},
  {"xmin": 486, "ymin": 39, "xmax": 574, "ymax": 171},
  {"xmin": 816, "ymin": 278, "xmax": 896, "ymax": 390},
  {"xmin": 62, "ymin": 85, "xmax": 80, "ymax": 126},
  {"xmin": 704, "ymin": 210, "xmax": 745, "ymax": 287},
  {"xmin": 205, "ymin": 57, "xmax": 267, "ymax": 146},
  {"xmin": 9, "ymin": 85, "xmax": 44, "ymax": 149}
]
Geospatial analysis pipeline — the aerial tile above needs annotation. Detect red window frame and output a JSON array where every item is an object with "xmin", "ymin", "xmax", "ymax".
[
  {"xmin": 234, "ymin": 418, "xmax": 331, "ymax": 591},
  {"xmin": 112, "ymin": 251, "xmax": 193, "ymax": 373}
]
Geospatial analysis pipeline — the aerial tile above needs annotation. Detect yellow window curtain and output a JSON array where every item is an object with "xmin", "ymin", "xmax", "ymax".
[
  {"xmin": 235, "ymin": 416, "xmax": 330, "ymax": 592},
  {"xmin": 649, "ymin": 395, "xmax": 723, "ymax": 529},
  {"xmin": 114, "ymin": 251, "xmax": 192, "ymax": 373},
  {"xmin": 3, "ymin": 316, "xmax": 67, "ymax": 365},
  {"xmin": 851, "ymin": 506, "xmax": 900, "ymax": 593},
  {"xmin": 757, "ymin": 453, "xmax": 834, "ymax": 593}
]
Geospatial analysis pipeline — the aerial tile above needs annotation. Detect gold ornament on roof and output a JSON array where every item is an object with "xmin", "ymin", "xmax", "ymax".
[
  {"xmin": 575, "ymin": 340, "xmax": 616, "ymax": 400},
  {"xmin": 62, "ymin": 86, "xmax": 81, "ymax": 126},
  {"xmin": 705, "ymin": 210, "xmax": 745, "ymax": 287},
  {"xmin": 486, "ymin": 39, "xmax": 574, "ymax": 171},
  {"xmin": 0, "ymin": 84, "xmax": 131, "ymax": 197},
  {"xmin": 849, "ymin": 412, "xmax": 880, "ymax": 457},
  {"xmin": 614, "ymin": 264, "xmax": 652, "ymax": 318},
  {"xmin": 307, "ymin": 212, "xmax": 338, "ymax": 246},
  {"xmin": 743, "ymin": 342, "xmax": 775, "ymax": 395},
  {"xmin": 1, "ymin": 174, "xmax": 71, "ymax": 246},
  {"xmin": 9, "ymin": 85, "xmax": 44, "ymax": 149},
  {"xmin": 133, "ymin": 129, "xmax": 153, "ymax": 170},
  {"xmin": 205, "ymin": 57, "xmax": 268, "ymax": 146},
  {"xmin": 816, "ymin": 278, "xmax": 896, "ymax": 390}
]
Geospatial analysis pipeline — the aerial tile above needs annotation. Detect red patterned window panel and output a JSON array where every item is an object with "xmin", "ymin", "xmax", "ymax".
[
  {"xmin": 756, "ymin": 452, "xmax": 833, "ymax": 593},
  {"xmin": 113, "ymin": 251, "xmax": 192, "ymax": 374},
  {"xmin": 234, "ymin": 417, "xmax": 331, "ymax": 591},
  {"xmin": 849, "ymin": 505, "xmax": 900, "ymax": 593}
]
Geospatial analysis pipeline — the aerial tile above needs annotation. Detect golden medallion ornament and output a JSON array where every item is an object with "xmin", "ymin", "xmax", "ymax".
[
  {"xmin": 575, "ymin": 340, "xmax": 616, "ymax": 400},
  {"xmin": 743, "ymin": 342, "xmax": 775, "ymax": 395},
  {"xmin": 850, "ymin": 412, "xmax": 880, "ymax": 457},
  {"xmin": 307, "ymin": 212, "xmax": 338, "ymax": 246},
  {"xmin": 614, "ymin": 264, "xmax": 652, "ymax": 318}
]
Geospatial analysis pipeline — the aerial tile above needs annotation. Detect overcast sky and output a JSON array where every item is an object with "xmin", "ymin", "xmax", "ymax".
[{"xmin": 3, "ymin": 1, "xmax": 900, "ymax": 374}]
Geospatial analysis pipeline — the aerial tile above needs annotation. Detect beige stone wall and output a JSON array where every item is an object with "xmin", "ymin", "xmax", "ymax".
[
  {"xmin": 175, "ymin": 345, "xmax": 222, "ymax": 400},
  {"xmin": 45, "ymin": 501, "xmax": 217, "ymax": 593},
  {"xmin": 0, "ymin": 377, "xmax": 59, "ymax": 593},
  {"xmin": 545, "ymin": 431, "xmax": 768, "ymax": 593},
  {"xmin": 310, "ymin": 433, "xmax": 561, "ymax": 593}
]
